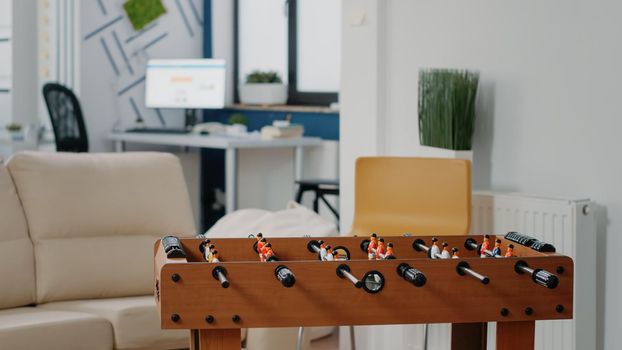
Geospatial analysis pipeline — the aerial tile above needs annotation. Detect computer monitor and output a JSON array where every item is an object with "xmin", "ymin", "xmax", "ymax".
[{"xmin": 145, "ymin": 59, "xmax": 226, "ymax": 109}]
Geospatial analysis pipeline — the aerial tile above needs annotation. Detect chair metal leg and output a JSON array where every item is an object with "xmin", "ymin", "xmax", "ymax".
[
  {"xmin": 313, "ymin": 193, "xmax": 320, "ymax": 213},
  {"xmin": 349, "ymin": 325, "xmax": 356, "ymax": 350},
  {"xmin": 295, "ymin": 187, "xmax": 304, "ymax": 203},
  {"xmin": 296, "ymin": 326, "xmax": 305, "ymax": 350},
  {"xmin": 319, "ymin": 195, "xmax": 340, "ymax": 219}
]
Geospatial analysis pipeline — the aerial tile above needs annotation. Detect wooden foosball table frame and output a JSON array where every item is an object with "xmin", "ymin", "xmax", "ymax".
[{"xmin": 154, "ymin": 234, "xmax": 573, "ymax": 350}]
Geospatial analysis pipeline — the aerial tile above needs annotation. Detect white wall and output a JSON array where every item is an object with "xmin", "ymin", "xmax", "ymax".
[
  {"xmin": 80, "ymin": 0, "xmax": 204, "ymax": 152},
  {"xmin": 340, "ymin": 1, "xmax": 616, "ymax": 349}
]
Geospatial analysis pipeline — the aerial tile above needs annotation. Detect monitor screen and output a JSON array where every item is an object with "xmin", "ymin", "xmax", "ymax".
[{"xmin": 145, "ymin": 59, "xmax": 226, "ymax": 109}]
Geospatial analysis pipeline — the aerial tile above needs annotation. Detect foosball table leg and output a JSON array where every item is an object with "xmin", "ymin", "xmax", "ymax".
[
  {"xmin": 496, "ymin": 321, "xmax": 535, "ymax": 350},
  {"xmin": 451, "ymin": 323, "xmax": 487, "ymax": 350},
  {"xmin": 190, "ymin": 329, "xmax": 241, "ymax": 350}
]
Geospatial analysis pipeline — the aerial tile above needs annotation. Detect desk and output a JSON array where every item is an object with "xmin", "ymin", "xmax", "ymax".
[{"xmin": 108, "ymin": 132, "xmax": 322, "ymax": 213}]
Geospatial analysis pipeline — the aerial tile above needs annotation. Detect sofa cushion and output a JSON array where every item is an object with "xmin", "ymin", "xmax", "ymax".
[
  {"xmin": 0, "ymin": 160, "xmax": 35, "ymax": 309},
  {"xmin": 0, "ymin": 307, "xmax": 113, "ymax": 350},
  {"xmin": 39, "ymin": 295, "xmax": 188, "ymax": 350},
  {"xmin": 7, "ymin": 152, "xmax": 196, "ymax": 303}
]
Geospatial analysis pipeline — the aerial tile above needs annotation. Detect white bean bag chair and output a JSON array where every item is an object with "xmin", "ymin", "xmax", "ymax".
[
  {"xmin": 205, "ymin": 201, "xmax": 338, "ymax": 349},
  {"xmin": 206, "ymin": 201, "xmax": 338, "ymax": 238}
]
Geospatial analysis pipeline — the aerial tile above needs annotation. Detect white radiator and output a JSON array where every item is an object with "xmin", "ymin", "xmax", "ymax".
[
  {"xmin": 423, "ymin": 191, "xmax": 596, "ymax": 350},
  {"xmin": 346, "ymin": 191, "xmax": 596, "ymax": 350}
]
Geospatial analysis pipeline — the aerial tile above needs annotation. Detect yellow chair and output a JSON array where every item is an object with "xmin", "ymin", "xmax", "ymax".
[{"xmin": 349, "ymin": 157, "xmax": 472, "ymax": 237}]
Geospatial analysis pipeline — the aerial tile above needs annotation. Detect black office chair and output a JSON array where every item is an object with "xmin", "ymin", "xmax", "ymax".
[{"xmin": 42, "ymin": 83, "xmax": 89, "ymax": 152}]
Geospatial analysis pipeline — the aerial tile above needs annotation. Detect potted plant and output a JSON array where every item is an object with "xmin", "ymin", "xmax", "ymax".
[
  {"xmin": 5, "ymin": 123, "xmax": 24, "ymax": 141},
  {"xmin": 418, "ymin": 68, "xmax": 479, "ymax": 160},
  {"xmin": 226, "ymin": 113, "xmax": 248, "ymax": 136},
  {"xmin": 239, "ymin": 70, "xmax": 287, "ymax": 105}
]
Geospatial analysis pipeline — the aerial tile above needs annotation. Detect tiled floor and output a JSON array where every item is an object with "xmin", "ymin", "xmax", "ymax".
[{"xmin": 309, "ymin": 332, "xmax": 339, "ymax": 350}]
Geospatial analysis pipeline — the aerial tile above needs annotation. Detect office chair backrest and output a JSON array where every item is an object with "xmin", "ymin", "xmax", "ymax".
[
  {"xmin": 42, "ymin": 83, "xmax": 88, "ymax": 152},
  {"xmin": 350, "ymin": 157, "xmax": 471, "ymax": 237}
]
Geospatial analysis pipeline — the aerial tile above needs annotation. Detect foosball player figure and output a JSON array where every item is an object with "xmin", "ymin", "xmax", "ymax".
[
  {"xmin": 375, "ymin": 238, "xmax": 386, "ymax": 260},
  {"xmin": 383, "ymin": 243, "xmax": 395, "ymax": 259},
  {"xmin": 207, "ymin": 244, "xmax": 216, "ymax": 262},
  {"xmin": 201, "ymin": 239, "xmax": 211, "ymax": 261},
  {"xmin": 368, "ymin": 233, "xmax": 378, "ymax": 260},
  {"xmin": 451, "ymin": 247, "xmax": 459, "ymax": 259},
  {"xmin": 440, "ymin": 242, "xmax": 451, "ymax": 259},
  {"xmin": 504, "ymin": 244, "xmax": 515, "ymax": 257},
  {"xmin": 492, "ymin": 239, "xmax": 502, "ymax": 257},
  {"xmin": 263, "ymin": 243, "xmax": 275, "ymax": 261},
  {"xmin": 319, "ymin": 241, "xmax": 328, "ymax": 260},
  {"xmin": 257, "ymin": 238, "xmax": 267, "ymax": 261},
  {"xmin": 325, "ymin": 246, "xmax": 335, "ymax": 261},
  {"xmin": 323, "ymin": 245, "xmax": 333, "ymax": 261},
  {"xmin": 480, "ymin": 235, "xmax": 491, "ymax": 257},
  {"xmin": 430, "ymin": 237, "xmax": 440, "ymax": 259},
  {"xmin": 332, "ymin": 250, "xmax": 340, "ymax": 260},
  {"xmin": 211, "ymin": 250, "xmax": 221, "ymax": 263}
]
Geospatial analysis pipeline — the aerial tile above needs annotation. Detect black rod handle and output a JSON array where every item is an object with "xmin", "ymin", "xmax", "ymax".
[
  {"xmin": 212, "ymin": 266, "xmax": 229, "ymax": 288},
  {"xmin": 456, "ymin": 262, "xmax": 490, "ymax": 284},
  {"xmin": 275, "ymin": 265, "xmax": 296, "ymax": 288},
  {"xmin": 336, "ymin": 264, "xmax": 363, "ymax": 288},
  {"xmin": 397, "ymin": 263, "xmax": 426, "ymax": 287},
  {"xmin": 515, "ymin": 261, "xmax": 559, "ymax": 289},
  {"xmin": 161, "ymin": 235, "xmax": 186, "ymax": 259}
]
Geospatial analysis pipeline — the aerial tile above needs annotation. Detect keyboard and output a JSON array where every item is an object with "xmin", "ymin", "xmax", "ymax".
[{"xmin": 125, "ymin": 128, "xmax": 190, "ymax": 134}]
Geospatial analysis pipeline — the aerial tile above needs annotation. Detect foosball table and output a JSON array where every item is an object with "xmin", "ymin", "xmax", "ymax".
[{"xmin": 154, "ymin": 233, "xmax": 573, "ymax": 350}]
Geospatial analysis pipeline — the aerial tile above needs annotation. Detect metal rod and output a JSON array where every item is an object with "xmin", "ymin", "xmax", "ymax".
[
  {"xmin": 342, "ymin": 270, "xmax": 362, "ymax": 286},
  {"xmin": 212, "ymin": 267, "xmax": 230, "ymax": 288},
  {"xmin": 337, "ymin": 264, "xmax": 363, "ymax": 288},
  {"xmin": 456, "ymin": 262, "xmax": 490, "ymax": 284},
  {"xmin": 216, "ymin": 271, "xmax": 229, "ymax": 288}
]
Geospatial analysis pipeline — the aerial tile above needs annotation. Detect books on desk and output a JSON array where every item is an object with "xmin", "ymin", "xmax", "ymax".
[{"xmin": 260, "ymin": 124, "xmax": 304, "ymax": 140}]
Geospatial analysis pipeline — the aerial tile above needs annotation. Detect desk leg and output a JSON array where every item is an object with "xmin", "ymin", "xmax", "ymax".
[
  {"xmin": 191, "ymin": 329, "xmax": 241, "ymax": 350},
  {"xmin": 451, "ymin": 323, "xmax": 487, "ymax": 350},
  {"xmin": 115, "ymin": 140, "xmax": 124, "ymax": 152},
  {"xmin": 294, "ymin": 146, "xmax": 304, "ymax": 181},
  {"xmin": 225, "ymin": 148, "xmax": 238, "ymax": 214},
  {"xmin": 496, "ymin": 321, "xmax": 535, "ymax": 350}
]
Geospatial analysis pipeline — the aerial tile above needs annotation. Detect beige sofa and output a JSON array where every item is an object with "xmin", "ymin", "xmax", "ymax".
[{"xmin": 0, "ymin": 152, "xmax": 195, "ymax": 349}]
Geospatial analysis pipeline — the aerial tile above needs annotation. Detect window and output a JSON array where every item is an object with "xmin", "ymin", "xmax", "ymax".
[{"xmin": 234, "ymin": 0, "xmax": 340, "ymax": 106}]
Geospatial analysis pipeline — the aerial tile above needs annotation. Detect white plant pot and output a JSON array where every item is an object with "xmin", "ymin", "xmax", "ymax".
[
  {"xmin": 239, "ymin": 83, "xmax": 288, "ymax": 105},
  {"xmin": 417, "ymin": 145, "xmax": 473, "ymax": 162}
]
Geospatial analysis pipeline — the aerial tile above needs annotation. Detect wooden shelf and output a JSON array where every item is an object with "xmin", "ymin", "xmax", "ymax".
[{"xmin": 226, "ymin": 103, "xmax": 339, "ymax": 114}]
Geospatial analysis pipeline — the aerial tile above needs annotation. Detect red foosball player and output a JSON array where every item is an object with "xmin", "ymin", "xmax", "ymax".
[
  {"xmin": 375, "ymin": 238, "xmax": 386, "ymax": 260},
  {"xmin": 480, "ymin": 235, "xmax": 491, "ymax": 258},
  {"xmin": 451, "ymin": 247, "xmax": 460, "ymax": 259},
  {"xmin": 257, "ymin": 238, "xmax": 267, "ymax": 261},
  {"xmin": 492, "ymin": 239, "xmax": 502, "ymax": 257},
  {"xmin": 383, "ymin": 243, "xmax": 395, "ymax": 259},
  {"xmin": 430, "ymin": 237, "xmax": 440, "ymax": 259},
  {"xmin": 263, "ymin": 243, "xmax": 275, "ymax": 261},
  {"xmin": 440, "ymin": 242, "xmax": 451, "ymax": 259},
  {"xmin": 211, "ymin": 250, "xmax": 221, "ymax": 263},
  {"xmin": 368, "ymin": 233, "xmax": 378, "ymax": 260},
  {"xmin": 504, "ymin": 244, "xmax": 515, "ymax": 257}
]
